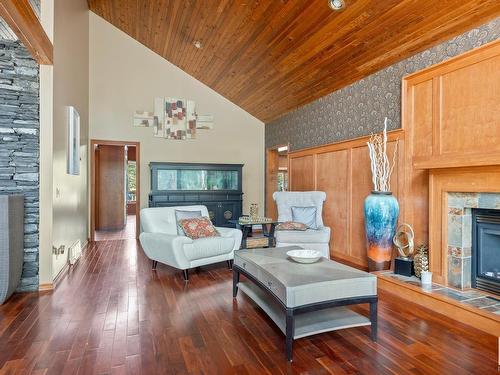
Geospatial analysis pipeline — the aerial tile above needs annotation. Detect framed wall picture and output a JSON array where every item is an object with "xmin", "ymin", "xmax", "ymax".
[{"xmin": 66, "ymin": 106, "xmax": 80, "ymax": 175}]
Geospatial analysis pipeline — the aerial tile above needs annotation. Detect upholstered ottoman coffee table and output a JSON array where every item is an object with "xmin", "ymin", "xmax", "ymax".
[{"xmin": 232, "ymin": 246, "xmax": 378, "ymax": 361}]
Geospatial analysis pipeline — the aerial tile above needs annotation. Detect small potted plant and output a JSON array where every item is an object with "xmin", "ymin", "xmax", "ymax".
[{"xmin": 365, "ymin": 118, "xmax": 399, "ymax": 271}]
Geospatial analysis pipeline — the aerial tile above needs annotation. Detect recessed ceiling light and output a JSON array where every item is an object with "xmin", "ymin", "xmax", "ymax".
[
  {"xmin": 328, "ymin": 0, "xmax": 345, "ymax": 11},
  {"xmin": 194, "ymin": 40, "xmax": 202, "ymax": 49}
]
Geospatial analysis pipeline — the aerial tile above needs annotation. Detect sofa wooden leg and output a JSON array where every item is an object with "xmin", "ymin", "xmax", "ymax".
[
  {"xmin": 152, "ymin": 260, "xmax": 158, "ymax": 270},
  {"xmin": 182, "ymin": 269, "xmax": 189, "ymax": 281},
  {"xmin": 227, "ymin": 260, "xmax": 233, "ymax": 270}
]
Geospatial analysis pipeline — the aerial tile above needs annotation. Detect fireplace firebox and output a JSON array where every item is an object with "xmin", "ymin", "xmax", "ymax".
[{"xmin": 472, "ymin": 209, "xmax": 500, "ymax": 295}]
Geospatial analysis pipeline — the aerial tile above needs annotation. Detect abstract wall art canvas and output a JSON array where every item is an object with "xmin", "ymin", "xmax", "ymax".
[
  {"xmin": 196, "ymin": 114, "xmax": 214, "ymax": 130},
  {"xmin": 133, "ymin": 110, "xmax": 155, "ymax": 127},
  {"xmin": 140, "ymin": 97, "xmax": 214, "ymax": 141},
  {"xmin": 186, "ymin": 100, "xmax": 197, "ymax": 139},
  {"xmin": 164, "ymin": 97, "xmax": 196, "ymax": 140},
  {"xmin": 153, "ymin": 97, "xmax": 165, "ymax": 137}
]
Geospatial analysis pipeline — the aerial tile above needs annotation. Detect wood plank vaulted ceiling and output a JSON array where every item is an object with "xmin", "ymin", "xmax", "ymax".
[{"xmin": 88, "ymin": 0, "xmax": 500, "ymax": 123}]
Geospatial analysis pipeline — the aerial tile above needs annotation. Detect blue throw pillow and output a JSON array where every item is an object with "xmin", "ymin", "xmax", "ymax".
[{"xmin": 291, "ymin": 206, "xmax": 318, "ymax": 229}]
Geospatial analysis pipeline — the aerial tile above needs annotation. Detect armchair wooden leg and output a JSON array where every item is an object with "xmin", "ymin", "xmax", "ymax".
[
  {"xmin": 152, "ymin": 260, "xmax": 158, "ymax": 270},
  {"xmin": 182, "ymin": 269, "xmax": 189, "ymax": 281},
  {"xmin": 226, "ymin": 260, "xmax": 233, "ymax": 270}
]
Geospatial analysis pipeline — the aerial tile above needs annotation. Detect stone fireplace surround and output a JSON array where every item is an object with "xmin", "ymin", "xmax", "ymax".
[
  {"xmin": 447, "ymin": 192, "xmax": 500, "ymax": 289},
  {"xmin": 428, "ymin": 166, "xmax": 500, "ymax": 289}
]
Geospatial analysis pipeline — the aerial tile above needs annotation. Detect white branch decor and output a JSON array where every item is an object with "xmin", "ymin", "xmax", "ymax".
[{"xmin": 367, "ymin": 118, "xmax": 398, "ymax": 192}]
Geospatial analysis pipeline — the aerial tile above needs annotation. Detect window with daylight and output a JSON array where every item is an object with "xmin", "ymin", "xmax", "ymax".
[{"xmin": 127, "ymin": 160, "xmax": 136, "ymax": 202}]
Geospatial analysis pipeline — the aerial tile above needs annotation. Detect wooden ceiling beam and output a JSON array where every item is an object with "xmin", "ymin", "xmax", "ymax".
[{"xmin": 0, "ymin": 0, "xmax": 53, "ymax": 65}]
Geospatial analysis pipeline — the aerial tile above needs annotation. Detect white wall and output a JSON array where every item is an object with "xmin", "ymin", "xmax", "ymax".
[
  {"xmin": 89, "ymin": 13, "xmax": 265, "ymax": 214},
  {"xmin": 51, "ymin": 0, "xmax": 89, "ymax": 278}
]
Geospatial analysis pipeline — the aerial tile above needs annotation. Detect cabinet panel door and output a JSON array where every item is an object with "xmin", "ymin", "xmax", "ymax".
[
  {"xmin": 203, "ymin": 203, "xmax": 218, "ymax": 225},
  {"xmin": 218, "ymin": 202, "xmax": 238, "ymax": 227}
]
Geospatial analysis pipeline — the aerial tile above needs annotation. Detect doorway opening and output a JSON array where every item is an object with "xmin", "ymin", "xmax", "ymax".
[
  {"xmin": 90, "ymin": 140, "xmax": 140, "ymax": 241},
  {"xmin": 265, "ymin": 144, "xmax": 289, "ymax": 220}
]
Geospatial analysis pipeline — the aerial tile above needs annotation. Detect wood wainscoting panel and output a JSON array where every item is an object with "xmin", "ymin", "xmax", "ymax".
[
  {"xmin": 440, "ymin": 53, "xmax": 500, "ymax": 155},
  {"xmin": 350, "ymin": 145, "xmax": 374, "ymax": 266},
  {"xmin": 316, "ymin": 150, "xmax": 349, "ymax": 257},
  {"xmin": 289, "ymin": 131, "xmax": 404, "ymax": 267},
  {"xmin": 289, "ymin": 154, "xmax": 315, "ymax": 191},
  {"xmin": 402, "ymin": 79, "xmax": 433, "ymax": 244}
]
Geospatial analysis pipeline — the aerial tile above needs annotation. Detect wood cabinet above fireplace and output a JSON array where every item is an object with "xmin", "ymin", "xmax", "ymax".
[{"xmin": 403, "ymin": 39, "xmax": 500, "ymax": 171}]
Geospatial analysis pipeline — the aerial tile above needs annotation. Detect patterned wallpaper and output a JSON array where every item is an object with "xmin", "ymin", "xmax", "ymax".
[{"xmin": 266, "ymin": 18, "xmax": 500, "ymax": 151}]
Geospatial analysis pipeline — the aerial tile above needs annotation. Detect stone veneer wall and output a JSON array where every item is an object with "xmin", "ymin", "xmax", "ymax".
[
  {"xmin": 265, "ymin": 18, "xmax": 500, "ymax": 151},
  {"xmin": 0, "ymin": 39, "xmax": 39, "ymax": 291},
  {"xmin": 447, "ymin": 193, "xmax": 500, "ymax": 289}
]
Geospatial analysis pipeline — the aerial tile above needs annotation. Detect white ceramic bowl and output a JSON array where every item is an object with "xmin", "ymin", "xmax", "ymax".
[{"xmin": 286, "ymin": 249, "xmax": 322, "ymax": 264}]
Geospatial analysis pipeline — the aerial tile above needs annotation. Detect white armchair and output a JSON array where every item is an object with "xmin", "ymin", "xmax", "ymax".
[
  {"xmin": 139, "ymin": 205, "xmax": 242, "ymax": 280},
  {"xmin": 273, "ymin": 191, "xmax": 331, "ymax": 258}
]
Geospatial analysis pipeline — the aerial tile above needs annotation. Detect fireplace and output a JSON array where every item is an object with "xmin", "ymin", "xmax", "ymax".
[{"xmin": 472, "ymin": 208, "xmax": 500, "ymax": 295}]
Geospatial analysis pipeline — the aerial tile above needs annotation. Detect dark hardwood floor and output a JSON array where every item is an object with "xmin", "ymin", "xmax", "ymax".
[
  {"xmin": 95, "ymin": 215, "xmax": 136, "ymax": 241},
  {"xmin": 0, "ymin": 240, "xmax": 497, "ymax": 374}
]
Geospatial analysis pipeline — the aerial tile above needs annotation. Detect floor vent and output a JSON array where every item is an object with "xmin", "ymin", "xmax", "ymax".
[{"xmin": 69, "ymin": 240, "xmax": 82, "ymax": 265}]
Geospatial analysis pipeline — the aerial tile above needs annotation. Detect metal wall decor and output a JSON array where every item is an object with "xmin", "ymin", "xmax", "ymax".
[{"xmin": 393, "ymin": 223, "xmax": 415, "ymax": 259}]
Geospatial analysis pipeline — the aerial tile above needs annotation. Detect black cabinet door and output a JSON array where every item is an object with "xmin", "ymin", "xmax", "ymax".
[
  {"xmin": 203, "ymin": 202, "xmax": 219, "ymax": 225},
  {"xmin": 217, "ymin": 202, "xmax": 240, "ymax": 227}
]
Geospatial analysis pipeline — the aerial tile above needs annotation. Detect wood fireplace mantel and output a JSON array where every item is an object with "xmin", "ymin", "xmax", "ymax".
[{"xmin": 428, "ymin": 166, "xmax": 500, "ymax": 285}]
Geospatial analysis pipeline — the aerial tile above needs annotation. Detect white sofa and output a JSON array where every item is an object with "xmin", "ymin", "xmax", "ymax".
[
  {"xmin": 273, "ymin": 191, "xmax": 331, "ymax": 258},
  {"xmin": 139, "ymin": 205, "xmax": 242, "ymax": 280}
]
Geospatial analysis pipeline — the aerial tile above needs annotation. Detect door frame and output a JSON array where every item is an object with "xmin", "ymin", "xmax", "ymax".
[
  {"xmin": 90, "ymin": 139, "xmax": 141, "ymax": 241},
  {"xmin": 265, "ymin": 144, "xmax": 289, "ymax": 220}
]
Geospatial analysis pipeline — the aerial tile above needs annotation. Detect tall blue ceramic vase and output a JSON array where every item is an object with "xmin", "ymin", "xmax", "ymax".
[{"xmin": 364, "ymin": 191, "xmax": 399, "ymax": 271}]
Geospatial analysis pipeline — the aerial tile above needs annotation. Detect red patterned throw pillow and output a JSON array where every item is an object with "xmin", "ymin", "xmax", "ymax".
[
  {"xmin": 276, "ymin": 221, "xmax": 308, "ymax": 231},
  {"xmin": 179, "ymin": 217, "xmax": 220, "ymax": 239}
]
